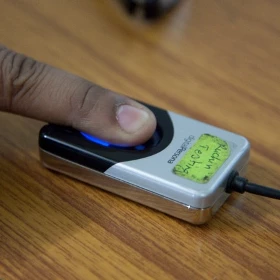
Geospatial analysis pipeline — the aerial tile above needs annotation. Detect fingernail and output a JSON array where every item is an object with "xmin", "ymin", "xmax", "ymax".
[{"xmin": 116, "ymin": 105, "xmax": 149, "ymax": 134}]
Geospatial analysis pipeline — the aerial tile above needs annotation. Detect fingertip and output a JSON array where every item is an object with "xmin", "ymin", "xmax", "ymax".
[
  {"xmin": 79, "ymin": 103, "xmax": 157, "ymax": 147},
  {"xmin": 70, "ymin": 86, "xmax": 157, "ymax": 146},
  {"xmin": 115, "ymin": 101, "xmax": 157, "ymax": 145},
  {"xmin": 116, "ymin": 104, "xmax": 151, "ymax": 134}
]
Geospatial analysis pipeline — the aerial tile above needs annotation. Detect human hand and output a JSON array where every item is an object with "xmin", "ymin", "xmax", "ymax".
[{"xmin": 0, "ymin": 45, "xmax": 156, "ymax": 146}]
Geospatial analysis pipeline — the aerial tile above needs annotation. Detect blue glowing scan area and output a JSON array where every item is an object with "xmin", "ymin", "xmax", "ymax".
[{"xmin": 80, "ymin": 132, "xmax": 146, "ymax": 150}]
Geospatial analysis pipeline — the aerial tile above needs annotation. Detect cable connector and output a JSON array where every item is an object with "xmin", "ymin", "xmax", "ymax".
[{"xmin": 226, "ymin": 171, "xmax": 280, "ymax": 200}]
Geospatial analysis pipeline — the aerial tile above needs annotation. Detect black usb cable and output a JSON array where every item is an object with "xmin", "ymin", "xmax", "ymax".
[{"xmin": 226, "ymin": 171, "xmax": 280, "ymax": 199}]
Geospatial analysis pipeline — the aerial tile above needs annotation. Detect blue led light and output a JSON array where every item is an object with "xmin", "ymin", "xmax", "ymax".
[
  {"xmin": 80, "ymin": 132, "xmax": 110, "ymax": 147},
  {"xmin": 135, "ymin": 145, "xmax": 145, "ymax": 150},
  {"xmin": 80, "ymin": 131, "xmax": 146, "ymax": 151}
]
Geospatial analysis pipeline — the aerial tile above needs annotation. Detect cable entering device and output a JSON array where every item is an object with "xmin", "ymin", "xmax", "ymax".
[{"xmin": 226, "ymin": 171, "xmax": 280, "ymax": 200}]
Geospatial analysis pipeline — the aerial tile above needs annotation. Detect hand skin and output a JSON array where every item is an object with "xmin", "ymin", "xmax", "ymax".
[{"xmin": 0, "ymin": 45, "xmax": 157, "ymax": 146}]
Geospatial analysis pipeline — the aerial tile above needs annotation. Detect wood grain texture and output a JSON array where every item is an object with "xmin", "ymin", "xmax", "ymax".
[{"xmin": 0, "ymin": 0, "xmax": 279, "ymax": 279}]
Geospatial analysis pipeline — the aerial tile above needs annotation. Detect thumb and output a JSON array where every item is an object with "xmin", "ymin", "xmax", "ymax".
[{"xmin": 0, "ymin": 45, "xmax": 156, "ymax": 146}]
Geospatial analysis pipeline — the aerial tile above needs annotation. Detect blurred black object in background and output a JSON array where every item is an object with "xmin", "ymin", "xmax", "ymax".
[{"xmin": 118, "ymin": 0, "xmax": 181, "ymax": 19}]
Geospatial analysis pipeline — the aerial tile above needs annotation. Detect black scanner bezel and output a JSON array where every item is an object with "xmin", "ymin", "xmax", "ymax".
[{"xmin": 39, "ymin": 104, "xmax": 174, "ymax": 172}]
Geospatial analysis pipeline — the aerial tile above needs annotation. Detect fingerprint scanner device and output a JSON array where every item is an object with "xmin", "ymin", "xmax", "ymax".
[{"xmin": 38, "ymin": 102, "xmax": 250, "ymax": 224}]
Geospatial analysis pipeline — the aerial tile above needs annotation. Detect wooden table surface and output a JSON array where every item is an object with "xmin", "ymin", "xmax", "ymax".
[{"xmin": 1, "ymin": 1, "xmax": 280, "ymax": 279}]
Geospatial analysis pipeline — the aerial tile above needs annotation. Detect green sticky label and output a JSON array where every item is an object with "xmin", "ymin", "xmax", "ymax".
[{"xmin": 173, "ymin": 134, "xmax": 231, "ymax": 184}]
